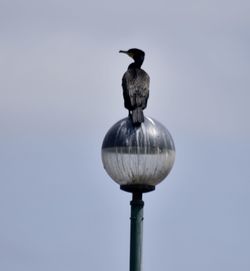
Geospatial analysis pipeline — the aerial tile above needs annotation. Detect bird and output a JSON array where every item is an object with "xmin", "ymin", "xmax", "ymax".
[{"xmin": 119, "ymin": 48, "xmax": 150, "ymax": 125}]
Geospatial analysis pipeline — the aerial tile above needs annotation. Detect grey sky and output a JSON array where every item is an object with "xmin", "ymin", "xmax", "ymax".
[{"xmin": 0, "ymin": 0, "xmax": 250, "ymax": 270}]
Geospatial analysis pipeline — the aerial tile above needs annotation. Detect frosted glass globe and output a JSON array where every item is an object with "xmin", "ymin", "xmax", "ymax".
[{"xmin": 102, "ymin": 117, "xmax": 175, "ymax": 192}]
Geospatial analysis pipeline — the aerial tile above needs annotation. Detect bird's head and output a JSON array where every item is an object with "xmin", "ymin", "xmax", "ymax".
[{"xmin": 119, "ymin": 48, "xmax": 145, "ymax": 66}]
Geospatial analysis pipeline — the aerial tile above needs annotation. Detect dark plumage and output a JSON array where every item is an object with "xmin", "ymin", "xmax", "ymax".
[{"xmin": 119, "ymin": 48, "xmax": 150, "ymax": 125}]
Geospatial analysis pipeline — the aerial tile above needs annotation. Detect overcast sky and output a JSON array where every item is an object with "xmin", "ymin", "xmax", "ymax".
[{"xmin": 0, "ymin": 0, "xmax": 250, "ymax": 270}]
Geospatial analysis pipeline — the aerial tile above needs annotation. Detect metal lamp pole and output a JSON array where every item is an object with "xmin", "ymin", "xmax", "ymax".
[
  {"xmin": 121, "ymin": 184, "xmax": 155, "ymax": 271},
  {"xmin": 129, "ymin": 192, "xmax": 144, "ymax": 271}
]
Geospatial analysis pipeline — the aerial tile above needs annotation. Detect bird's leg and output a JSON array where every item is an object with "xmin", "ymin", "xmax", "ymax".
[{"xmin": 128, "ymin": 111, "xmax": 133, "ymax": 121}]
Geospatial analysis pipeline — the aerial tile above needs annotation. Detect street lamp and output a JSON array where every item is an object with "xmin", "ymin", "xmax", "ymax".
[{"xmin": 101, "ymin": 116, "xmax": 175, "ymax": 271}]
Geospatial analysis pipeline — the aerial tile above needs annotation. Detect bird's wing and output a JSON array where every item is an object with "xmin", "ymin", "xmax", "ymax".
[{"xmin": 122, "ymin": 69, "xmax": 150, "ymax": 109}]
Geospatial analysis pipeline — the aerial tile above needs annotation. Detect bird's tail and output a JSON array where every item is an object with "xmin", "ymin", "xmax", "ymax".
[{"xmin": 131, "ymin": 108, "xmax": 144, "ymax": 125}]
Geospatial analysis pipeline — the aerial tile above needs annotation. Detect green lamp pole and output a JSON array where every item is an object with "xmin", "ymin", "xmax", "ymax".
[
  {"xmin": 102, "ymin": 117, "xmax": 175, "ymax": 271},
  {"xmin": 129, "ymin": 192, "xmax": 144, "ymax": 271}
]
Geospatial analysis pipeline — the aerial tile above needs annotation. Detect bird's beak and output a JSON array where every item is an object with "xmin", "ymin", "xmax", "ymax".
[
  {"xmin": 119, "ymin": 50, "xmax": 128, "ymax": 54},
  {"xmin": 119, "ymin": 50, "xmax": 134, "ymax": 58}
]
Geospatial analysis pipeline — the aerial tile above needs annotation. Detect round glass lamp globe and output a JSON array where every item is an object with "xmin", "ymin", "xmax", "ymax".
[{"xmin": 102, "ymin": 117, "xmax": 175, "ymax": 192}]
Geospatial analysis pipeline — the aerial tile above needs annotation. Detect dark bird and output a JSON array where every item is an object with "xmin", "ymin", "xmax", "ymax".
[{"xmin": 119, "ymin": 48, "xmax": 150, "ymax": 125}]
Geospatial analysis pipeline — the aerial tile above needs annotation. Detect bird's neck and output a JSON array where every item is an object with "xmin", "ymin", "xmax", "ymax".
[{"xmin": 128, "ymin": 59, "xmax": 143, "ymax": 69}]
